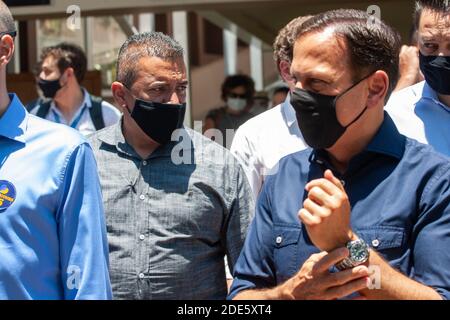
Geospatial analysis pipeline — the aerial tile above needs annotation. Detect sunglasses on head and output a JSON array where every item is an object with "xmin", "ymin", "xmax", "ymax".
[{"xmin": 228, "ymin": 93, "xmax": 248, "ymax": 99}]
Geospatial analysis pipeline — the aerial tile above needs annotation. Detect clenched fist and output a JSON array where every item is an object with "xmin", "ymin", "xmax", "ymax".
[{"xmin": 298, "ymin": 169, "xmax": 357, "ymax": 251}]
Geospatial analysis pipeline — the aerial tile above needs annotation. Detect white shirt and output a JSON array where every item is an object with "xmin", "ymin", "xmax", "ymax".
[
  {"xmin": 230, "ymin": 94, "xmax": 308, "ymax": 200},
  {"xmin": 386, "ymin": 81, "xmax": 450, "ymax": 157},
  {"xmin": 30, "ymin": 88, "xmax": 122, "ymax": 136}
]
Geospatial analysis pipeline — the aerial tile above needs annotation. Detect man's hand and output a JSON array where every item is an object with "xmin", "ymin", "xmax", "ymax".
[
  {"xmin": 278, "ymin": 248, "xmax": 370, "ymax": 300},
  {"xmin": 298, "ymin": 169, "xmax": 355, "ymax": 252},
  {"xmin": 394, "ymin": 45, "xmax": 424, "ymax": 92}
]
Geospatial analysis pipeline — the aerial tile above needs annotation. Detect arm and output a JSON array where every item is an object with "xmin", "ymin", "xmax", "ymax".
[
  {"xmin": 228, "ymin": 174, "xmax": 369, "ymax": 300},
  {"xmin": 230, "ymin": 126, "xmax": 262, "ymax": 201},
  {"xmin": 57, "ymin": 143, "xmax": 112, "ymax": 300},
  {"xmin": 234, "ymin": 248, "xmax": 370, "ymax": 300},
  {"xmin": 359, "ymin": 251, "xmax": 441, "ymax": 300},
  {"xmin": 299, "ymin": 169, "xmax": 446, "ymax": 300},
  {"xmin": 394, "ymin": 45, "xmax": 423, "ymax": 92}
]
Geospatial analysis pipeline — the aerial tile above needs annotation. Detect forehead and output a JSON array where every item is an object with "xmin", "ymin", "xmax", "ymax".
[
  {"xmin": 419, "ymin": 9, "xmax": 450, "ymax": 36},
  {"xmin": 133, "ymin": 56, "xmax": 186, "ymax": 83},
  {"xmin": 291, "ymin": 27, "xmax": 349, "ymax": 78}
]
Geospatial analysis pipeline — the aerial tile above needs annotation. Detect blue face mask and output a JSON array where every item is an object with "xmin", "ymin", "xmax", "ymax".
[{"xmin": 419, "ymin": 52, "xmax": 450, "ymax": 95}]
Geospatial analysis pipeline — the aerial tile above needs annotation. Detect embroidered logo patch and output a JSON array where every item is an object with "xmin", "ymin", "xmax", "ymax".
[{"xmin": 0, "ymin": 180, "xmax": 16, "ymax": 211}]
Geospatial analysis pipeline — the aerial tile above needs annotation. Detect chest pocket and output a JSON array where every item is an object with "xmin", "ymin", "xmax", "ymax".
[
  {"xmin": 356, "ymin": 226, "xmax": 406, "ymax": 265},
  {"xmin": 273, "ymin": 225, "xmax": 301, "ymax": 284}
]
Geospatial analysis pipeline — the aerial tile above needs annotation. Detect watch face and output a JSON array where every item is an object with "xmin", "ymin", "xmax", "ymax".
[{"xmin": 348, "ymin": 240, "xmax": 369, "ymax": 263}]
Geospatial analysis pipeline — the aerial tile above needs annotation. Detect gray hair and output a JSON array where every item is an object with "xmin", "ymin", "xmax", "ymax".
[
  {"xmin": 116, "ymin": 32, "xmax": 184, "ymax": 88},
  {"xmin": 0, "ymin": 1, "xmax": 16, "ymax": 33}
]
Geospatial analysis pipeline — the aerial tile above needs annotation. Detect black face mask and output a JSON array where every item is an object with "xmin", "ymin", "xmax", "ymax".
[
  {"xmin": 291, "ymin": 74, "xmax": 372, "ymax": 149},
  {"xmin": 419, "ymin": 52, "xmax": 450, "ymax": 95},
  {"xmin": 38, "ymin": 78, "xmax": 62, "ymax": 99},
  {"xmin": 128, "ymin": 97, "xmax": 186, "ymax": 145}
]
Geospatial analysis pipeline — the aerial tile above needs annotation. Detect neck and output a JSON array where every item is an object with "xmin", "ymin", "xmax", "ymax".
[
  {"xmin": 226, "ymin": 107, "xmax": 244, "ymax": 116},
  {"xmin": 438, "ymin": 93, "xmax": 450, "ymax": 108},
  {"xmin": 122, "ymin": 115, "xmax": 160, "ymax": 159},
  {"xmin": 54, "ymin": 85, "xmax": 84, "ymax": 122},
  {"xmin": 0, "ymin": 71, "xmax": 10, "ymax": 118},
  {"xmin": 326, "ymin": 110, "xmax": 384, "ymax": 174}
]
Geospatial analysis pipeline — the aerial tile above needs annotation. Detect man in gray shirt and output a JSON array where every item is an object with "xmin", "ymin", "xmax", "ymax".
[{"xmin": 88, "ymin": 32, "xmax": 253, "ymax": 300}]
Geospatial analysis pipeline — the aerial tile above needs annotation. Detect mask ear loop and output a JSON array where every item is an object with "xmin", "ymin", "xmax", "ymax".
[{"xmin": 333, "ymin": 72, "xmax": 374, "ymax": 128}]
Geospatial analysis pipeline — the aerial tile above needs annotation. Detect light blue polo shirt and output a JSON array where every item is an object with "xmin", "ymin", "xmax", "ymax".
[
  {"xmin": 0, "ymin": 94, "xmax": 112, "ymax": 299},
  {"xmin": 386, "ymin": 81, "xmax": 450, "ymax": 157}
]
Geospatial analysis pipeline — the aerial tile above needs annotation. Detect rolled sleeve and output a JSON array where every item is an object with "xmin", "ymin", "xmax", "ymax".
[
  {"xmin": 228, "ymin": 177, "xmax": 276, "ymax": 299},
  {"xmin": 57, "ymin": 143, "xmax": 112, "ymax": 300}
]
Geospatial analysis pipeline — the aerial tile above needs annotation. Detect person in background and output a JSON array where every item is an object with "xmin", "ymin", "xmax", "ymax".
[
  {"xmin": 270, "ymin": 86, "xmax": 290, "ymax": 108},
  {"xmin": 386, "ymin": 0, "xmax": 450, "ymax": 156},
  {"xmin": 88, "ymin": 32, "xmax": 253, "ymax": 300},
  {"xmin": 250, "ymin": 91, "xmax": 269, "ymax": 115},
  {"xmin": 0, "ymin": 1, "xmax": 112, "ymax": 300},
  {"xmin": 230, "ymin": 16, "xmax": 311, "ymax": 200},
  {"xmin": 203, "ymin": 74, "xmax": 255, "ymax": 148},
  {"xmin": 30, "ymin": 43, "xmax": 121, "ymax": 136}
]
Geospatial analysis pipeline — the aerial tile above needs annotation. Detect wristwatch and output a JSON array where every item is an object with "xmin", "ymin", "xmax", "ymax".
[{"xmin": 335, "ymin": 238, "xmax": 370, "ymax": 271}]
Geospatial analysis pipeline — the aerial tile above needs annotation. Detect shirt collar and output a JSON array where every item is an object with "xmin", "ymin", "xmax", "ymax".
[
  {"xmin": 310, "ymin": 112, "xmax": 405, "ymax": 166},
  {"xmin": 281, "ymin": 92, "xmax": 297, "ymax": 127},
  {"xmin": 50, "ymin": 87, "xmax": 91, "ymax": 113},
  {"xmin": 364, "ymin": 112, "xmax": 405, "ymax": 160},
  {"xmin": 420, "ymin": 81, "xmax": 450, "ymax": 111},
  {"xmin": 0, "ymin": 93, "xmax": 28, "ymax": 143},
  {"xmin": 96, "ymin": 117, "xmax": 194, "ymax": 160}
]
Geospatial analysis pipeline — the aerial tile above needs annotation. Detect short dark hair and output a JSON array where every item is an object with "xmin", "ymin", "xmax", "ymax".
[
  {"xmin": 221, "ymin": 74, "xmax": 255, "ymax": 102},
  {"xmin": 273, "ymin": 86, "xmax": 290, "ymax": 96},
  {"xmin": 273, "ymin": 15, "xmax": 313, "ymax": 72},
  {"xmin": 40, "ymin": 42, "xmax": 87, "ymax": 83},
  {"xmin": 0, "ymin": 1, "xmax": 15, "ymax": 34},
  {"xmin": 414, "ymin": 0, "xmax": 449, "ymax": 30},
  {"xmin": 294, "ymin": 9, "xmax": 401, "ymax": 101},
  {"xmin": 116, "ymin": 32, "xmax": 184, "ymax": 88}
]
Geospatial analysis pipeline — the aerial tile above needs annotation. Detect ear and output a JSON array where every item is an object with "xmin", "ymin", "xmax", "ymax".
[
  {"xmin": 112, "ymin": 81, "xmax": 131, "ymax": 113},
  {"xmin": 61, "ymin": 67, "xmax": 75, "ymax": 84},
  {"xmin": 279, "ymin": 60, "xmax": 294, "ymax": 85},
  {"xmin": 367, "ymin": 70, "xmax": 389, "ymax": 109},
  {"xmin": 0, "ymin": 35, "xmax": 15, "ymax": 67}
]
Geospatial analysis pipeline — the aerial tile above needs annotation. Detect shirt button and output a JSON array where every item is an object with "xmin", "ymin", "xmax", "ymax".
[
  {"xmin": 143, "ymin": 161, "xmax": 148, "ymax": 166},
  {"xmin": 138, "ymin": 273, "xmax": 145, "ymax": 279},
  {"xmin": 276, "ymin": 236, "xmax": 283, "ymax": 244},
  {"xmin": 372, "ymin": 239, "xmax": 380, "ymax": 248},
  {"xmin": 139, "ymin": 234, "xmax": 145, "ymax": 241},
  {"xmin": 139, "ymin": 194, "xmax": 145, "ymax": 201}
]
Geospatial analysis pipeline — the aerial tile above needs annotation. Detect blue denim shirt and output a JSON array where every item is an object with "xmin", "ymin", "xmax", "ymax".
[{"xmin": 229, "ymin": 113, "xmax": 450, "ymax": 300}]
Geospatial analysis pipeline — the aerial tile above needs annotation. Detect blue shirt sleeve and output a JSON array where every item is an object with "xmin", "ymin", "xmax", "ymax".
[
  {"xmin": 56, "ymin": 143, "xmax": 112, "ymax": 300},
  {"xmin": 414, "ymin": 164, "xmax": 450, "ymax": 300},
  {"xmin": 228, "ymin": 176, "xmax": 276, "ymax": 299}
]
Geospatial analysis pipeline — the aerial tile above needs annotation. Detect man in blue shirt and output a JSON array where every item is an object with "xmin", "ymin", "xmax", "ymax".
[
  {"xmin": 0, "ymin": 1, "xmax": 112, "ymax": 299},
  {"xmin": 230, "ymin": 9, "xmax": 450, "ymax": 300},
  {"xmin": 386, "ymin": 1, "xmax": 450, "ymax": 156}
]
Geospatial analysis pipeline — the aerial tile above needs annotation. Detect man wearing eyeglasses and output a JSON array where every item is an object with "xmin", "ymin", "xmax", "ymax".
[{"xmin": 0, "ymin": 1, "xmax": 112, "ymax": 300}]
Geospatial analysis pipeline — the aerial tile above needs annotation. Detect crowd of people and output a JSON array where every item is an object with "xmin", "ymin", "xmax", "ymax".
[{"xmin": 0, "ymin": 0, "xmax": 450, "ymax": 300}]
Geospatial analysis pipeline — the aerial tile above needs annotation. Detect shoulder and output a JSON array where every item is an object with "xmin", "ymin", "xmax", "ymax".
[
  {"xmin": 99, "ymin": 100, "xmax": 122, "ymax": 124},
  {"xmin": 386, "ymin": 81, "xmax": 425, "ymax": 111},
  {"xmin": 234, "ymin": 104, "xmax": 285, "ymax": 141},
  {"xmin": 26, "ymin": 114, "xmax": 91, "ymax": 156},
  {"xmin": 185, "ymin": 127, "xmax": 242, "ymax": 169},
  {"xmin": 206, "ymin": 107, "xmax": 226, "ymax": 119},
  {"xmin": 264, "ymin": 148, "xmax": 313, "ymax": 187}
]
